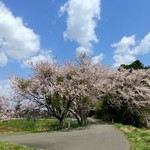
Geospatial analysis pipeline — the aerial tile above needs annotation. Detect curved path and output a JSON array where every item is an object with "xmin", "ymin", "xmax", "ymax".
[{"xmin": 0, "ymin": 124, "xmax": 129, "ymax": 150}]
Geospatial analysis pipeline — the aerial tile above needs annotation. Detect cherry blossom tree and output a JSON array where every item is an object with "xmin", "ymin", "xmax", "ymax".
[
  {"xmin": 100, "ymin": 67, "xmax": 150, "ymax": 127},
  {"xmin": 10, "ymin": 54, "xmax": 113, "ymax": 127},
  {"xmin": 67, "ymin": 55, "xmax": 114, "ymax": 125},
  {"xmin": 0, "ymin": 96, "xmax": 12, "ymax": 120},
  {"xmin": 13, "ymin": 95, "xmax": 40, "ymax": 119},
  {"xmin": 11, "ymin": 62, "xmax": 82, "ymax": 127}
]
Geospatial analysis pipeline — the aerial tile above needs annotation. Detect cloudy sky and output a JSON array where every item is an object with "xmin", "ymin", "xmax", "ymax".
[{"xmin": 0, "ymin": 0, "xmax": 150, "ymax": 96}]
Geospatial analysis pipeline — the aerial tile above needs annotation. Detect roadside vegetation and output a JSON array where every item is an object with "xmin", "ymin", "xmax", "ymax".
[
  {"xmin": 0, "ymin": 142, "xmax": 36, "ymax": 150},
  {"xmin": 114, "ymin": 123, "xmax": 150, "ymax": 150},
  {"xmin": 0, "ymin": 119, "xmax": 79, "ymax": 150},
  {"xmin": 0, "ymin": 119, "xmax": 79, "ymax": 134}
]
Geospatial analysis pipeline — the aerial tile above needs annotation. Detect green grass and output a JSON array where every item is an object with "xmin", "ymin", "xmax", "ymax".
[
  {"xmin": 114, "ymin": 123, "xmax": 150, "ymax": 150},
  {"xmin": 0, "ymin": 142, "xmax": 36, "ymax": 150},
  {"xmin": 0, "ymin": 119, "xmax": 79, "ymax": 149},
  {"xmin": 0, "ymin": 119, "xmax": 79, "ymax": 134}
]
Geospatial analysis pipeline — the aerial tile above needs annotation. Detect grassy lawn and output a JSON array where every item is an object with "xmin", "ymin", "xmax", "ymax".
[
  {"xmin": 0, "ymin": 119, "xmax": 79, "ymax": 150},
  {"xmin": 114, "ymin": 123, "xmax": 150, "ymax": 150},
  {"xmin": 0, "ymin": 119, "xmax": 79, "ymax": 134},
  {"xmin": 0, "ymin": 142, "xmax": 36, "ymax": 150}
]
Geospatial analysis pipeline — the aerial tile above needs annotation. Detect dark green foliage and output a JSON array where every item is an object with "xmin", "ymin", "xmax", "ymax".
[
  {"xmin": 56, "ymin": 75, "xmax": 64, "ymax": 82},
  {"xmin": 97, "ymin": 94, "xmax": 146, "ymax": 127},
  {"xmin": 95, "ymin": 101, "xmax": 103, "ymax": 119},
  {"xmin": 88, "ymin": 110, "xmax": 95, "ymax": 117},
  {"xmin": 121, "ymin": 60, "xmax": 150, "ymax": 70},
  {"xmin": 46, "ymin": 93, "xmax": 62, "ymax": 109},
  {"xmin": 66, "ymin": 73, "xmax": 72, "ymax": 80}
]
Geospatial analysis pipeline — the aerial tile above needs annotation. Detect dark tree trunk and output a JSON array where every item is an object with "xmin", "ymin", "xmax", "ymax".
[{"xmin": 59, "ymin": 119, "xmax": 65, "ymax": 128}]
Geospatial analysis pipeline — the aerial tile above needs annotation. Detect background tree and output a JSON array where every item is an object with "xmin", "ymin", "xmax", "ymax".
[
  {"xmin": 68, "ymin": 55, "xmax": 114, "ymax": 125},
  {"xmin": 0, "ymin": 96, "xmax": 12, "ymax": 120},
  {"xmin": 98, "ymin": 68, "xmax": 150, "ymax": 127},
  {"xmin": 11, "ymin": 62, "xmax": 74, "ymax": 128},
  {"xmin": 10, "ymin": 55, "xmax": 113, "ymax": 127},
  {"xmin": 120, "ymin": 60, "xmax": 150, "ymax": 70}
]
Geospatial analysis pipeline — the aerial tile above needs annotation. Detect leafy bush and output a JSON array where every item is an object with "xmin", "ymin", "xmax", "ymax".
[
  {"xmin": 96, "ymin": 68, "xmax": 150, "ymax": 128},
  {"xmin": 95, "ymin": 101, "xmax": 103, "ymax": 119},
  {"xmin": 97, "ymin": 94, "xmax": 147, "ymax": 127}
]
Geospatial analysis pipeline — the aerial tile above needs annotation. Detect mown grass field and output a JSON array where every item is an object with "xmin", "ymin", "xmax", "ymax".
[
  {"xmin": 114, "ymin": 123, "xmax": 150, "ymax": 150},
  {"xmin": 0, "ymin": 119, "xmax": 79, "ymax": 134}
]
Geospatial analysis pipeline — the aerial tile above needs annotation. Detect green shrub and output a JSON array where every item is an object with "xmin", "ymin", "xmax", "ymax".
[
  {"xmin": 95, "ymin": 101, "xmax": 103, "ymax": 119},
  {"xmin": 98, "ymin": 94, "xmax": 147, "ymax": 127}
]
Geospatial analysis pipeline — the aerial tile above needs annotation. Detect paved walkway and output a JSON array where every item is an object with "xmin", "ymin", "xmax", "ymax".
[{"xmin": 0, "ymin": 124, "xmax": 129, "ymax": 150}]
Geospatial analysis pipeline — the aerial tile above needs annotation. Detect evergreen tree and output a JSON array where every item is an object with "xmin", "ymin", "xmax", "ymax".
[{"xmin": 120, "ymin": 60, "xmax": 150, "ymax": 70}]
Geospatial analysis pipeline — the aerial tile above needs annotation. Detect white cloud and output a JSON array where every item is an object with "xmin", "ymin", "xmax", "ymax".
[
  {"xmin": 0, "ymin": 1, "xmax": 40, "ymax": 66},
  {"xmin": 0, "ymin": 51, "xmax": 8, "ymax": 67},
  {"xmin": 60, "ymin": 0, "xmax": 101, "ymax": 54},
  {"xmin": 134, "ymin": 33, "xmax": 150, "ymax": 55},
  {"xmin": 0, "ymin": 80, "xmax": 13, "ymax": 97},
  {"xmin": 112, "ymin": 33, "xmax": 150, "ymax": 67},
  {"xmin": 76, "ymin": 47, "xmax": 90, "ymax": 54},
  {"xmin": 92, "ymin": 53, "xmax": 104, "ymax": 64},
  {"xmin": 22, "ymin": 50, "xmax": 54, "ymax": 68}
]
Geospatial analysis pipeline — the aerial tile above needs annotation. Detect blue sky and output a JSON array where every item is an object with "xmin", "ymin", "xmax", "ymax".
[{"xmin": 0, "ymin": 0, "xmax": 150, "ymax": 96}]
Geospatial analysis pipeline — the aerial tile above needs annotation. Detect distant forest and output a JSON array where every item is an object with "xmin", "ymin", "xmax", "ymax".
[{"xmin": 120, "ymin": 60, "xmax": 150, "ymax": 70}]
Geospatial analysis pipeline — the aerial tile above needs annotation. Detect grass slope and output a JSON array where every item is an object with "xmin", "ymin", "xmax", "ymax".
[{"xmin": 114, "ymin": 123, "xmax": 150, "ymax": 150}]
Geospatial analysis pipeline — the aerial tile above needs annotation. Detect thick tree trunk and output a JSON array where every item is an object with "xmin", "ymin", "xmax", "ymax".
[
  {"xmin": 69, "ymin": 109, "xmax": 88, "ymax": 125},
  {"xmin": 59, "ymin": 119, "xmax": 65, "ymax": 128},
  {"xmin": 81, "ymin": 113, "xmax": 88, "ymax": 125},
  {"xmin": 69, "ymin": 109, "xmax": 82, "ymax": 125},
  {"xmin": 76, "ymin": 116, "xmax": 87, "ymax": 126},
  {"xmin": 75, "ymin": 115, "xmax": 82, "ymax": 125}
]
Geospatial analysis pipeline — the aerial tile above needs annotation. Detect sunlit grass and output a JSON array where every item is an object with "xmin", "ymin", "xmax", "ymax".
[
  {"xmin": 0, "ymin": 142, "xmax": 36, "ymax": 150},
  {"xmin": 114, "ymin": 123, "xmax": 150, "ymax": 150},
  {"xmin": 0, "ymin": 119, "xmax": 79, "ymax": 134},
  {"xmin": 0, "ymin": 119, "xmax": 80, "ymax": 150}
]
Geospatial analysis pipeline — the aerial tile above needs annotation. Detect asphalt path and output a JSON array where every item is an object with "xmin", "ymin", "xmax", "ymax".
[{"xmin": 0, "ymin": 124, "xmax": 129, "ymax": 150}]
